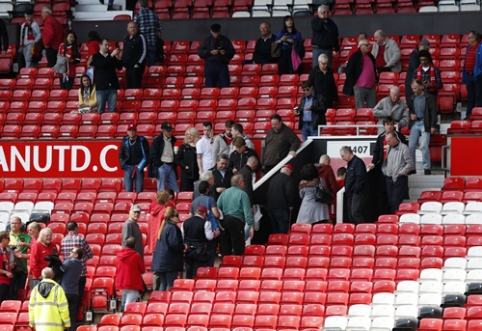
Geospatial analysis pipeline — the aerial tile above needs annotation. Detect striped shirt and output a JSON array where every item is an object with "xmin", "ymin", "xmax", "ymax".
[
  {"xmin": 60, "ymin": 232, "xmax": 94, "ymax": 276},
  {"xmin": 134, "ymin": 7, "xmax": 163, "ymax": 48}
]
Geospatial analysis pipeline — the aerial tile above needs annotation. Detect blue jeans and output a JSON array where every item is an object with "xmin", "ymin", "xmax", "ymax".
[
  {"xmin": 312, "ymin": 47, "xmax": 333, "ymax": 68},
  {"xmin": 269, "ymin": 209, "xmax": 290, "ymax": 234},
  {"xmin": 301, "ymin": 122, "xmax": 318, "ymax": 142},
  {"xmin": 124, "ymin": 165, "xmax": 144, "ymax": 193},
  {"xmin": 121, "ymin": 289, "xmax": 139, "ymax": 311},
  {"xmin": 159, "ymin": 272, "xmax": 177, "ymax": 291},
  {"xmin": 157, "ymin": 164, "xmax": 180, "ymax": 193},
  {"xmin": 147, "ymin": 47, "xmax": 157, "ymax": 66},
  {"xmin": 97, "ymin": 89, "xmax": 118, "ymax": 113},
  {"xmin": 409, "ymin": 120, "xmax": 431, "ymax": 170}
]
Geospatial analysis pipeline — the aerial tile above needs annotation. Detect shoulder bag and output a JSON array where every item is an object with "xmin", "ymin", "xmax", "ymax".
[{"xmin": 314, "ymin": 178, "xmax": 334, "ymax": 204}]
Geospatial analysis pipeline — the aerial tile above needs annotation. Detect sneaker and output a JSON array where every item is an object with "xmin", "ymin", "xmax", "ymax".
[
  {"xmin": 409, "ymin": 170, "xmax": 416, "ymax": 175},
  {"xmin": 424, "ymin": 169, "xmax": 431, "ymax": 175},
  {"xmin": 99, "ymin": 0, "xmax": 104, "ymax": 4}
]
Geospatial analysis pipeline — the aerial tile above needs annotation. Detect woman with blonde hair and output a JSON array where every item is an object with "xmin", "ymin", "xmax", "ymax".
[
  {"xmin": 151, "ymin": 207, "xmax": 184, "ymax": 291},
  {"xmin": 148, "ymin": 191, "xmax": 170, "ymax": 253},
  {"xmin": 175, "ymin": 127, "xmax": 200, "ymax": 191}
]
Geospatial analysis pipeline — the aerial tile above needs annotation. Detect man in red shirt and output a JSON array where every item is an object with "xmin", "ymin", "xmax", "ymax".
[
  {"xmin": 463, "ymin": 30, "xmax": 481, "ymax": 119},
  {"xmin": 30, "ymin": 228, "xmax": 55, "ymax": 287},
  {"xmin": 40, "ymin": 7, "xmax": 64, "ymax": 67},
  {"xmin": 0, "ymin": 231, "xmax": 13, "ymax": 302}
]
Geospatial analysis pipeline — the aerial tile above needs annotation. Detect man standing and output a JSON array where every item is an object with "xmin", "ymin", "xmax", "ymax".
[
  {"xmin": 193, "ymin": 171, "xmax": 217, "ymax": 201},
  {"xmin": 20, "ymin": 9, "xmax": 42, "ymax": 68},
  {"xmin": 90, "ymin": 38, "xmax": 123, "ymax": 113},
  {"xmin": 463, "ymin": 30, "xmax": 481, "ymax": 119},
  {"xmin": 251, "ymin": 22, "xmax": 277, "ymax": 65},
  {"xmin": 27, "ymin": 222, "xmax": 41, "ymax": 244},
  {"xmin": 150, "ymin": 122, "xmax": 179, "ymax": 193},
  {"xmin": 217, "ymin": 174, "xmax": 254, "ymax": 256},
  {"xmin": 60, "ymin": 222, "xmax": 94, "ymax": 309},
  {"xmin": 60, "ymin": 248, "xmax": 83, "ymax": 331},
  {"xmin": 197, "ymin": 121, "xmax": 214, "ymax": 174},
  {"xmin": 182, "ymin": 206, "xmax": 219, "ymax": 278},
  {"xmin": 372, "ymin": 86, "xmax": 408, "ymax": 134},
  {"xmin": 212, "ymin": 119, "xmax": 234, "ymax": 166},
  {"xmin": 116, "ymin": 237, "xmax": 145, "ymax": 311},
  {"xmin": 30, "ymin": 228, "xmax": 55, "ymax": 287},
  {"xmin": 239, "ymin": 156, "xmax": 259, "ymax": 206},
  {"xmin": 267, "ymin": 165, "xmax": 296, "ymax": 234},
  {"xmin": 122, "ymin": 205, "xmax": 144, "ymax": 259},
  {"xmin": 9, "ymin": 216, "xmax": 30, "ymax": 299},
  {"xmin": 340, "ymin": 146, "xmax": 368, "ymax": 224},
  {"xmin": 262, "ymin": 114, "xmax": 301, "ymax": 176},
  {"xmin": 119, "ymin": 124, "xmax": 150, "ymax": 193},
  {"xmin": 228, "ymin": 137, "xmax": 261, "ymax": 174},
  {"xmin": 134, "ymin": 0, "xmax": 163, "ymax": 66},
  {"xmin": 0, "ymin": 231, "xmax": 13, "ymax": 301},
  {"xmin": 307, "ymin": 54, "xmax": 338, "ymax": 109},
  {"xmin": 198, "ymin": 23, "xmax": 235, "ymax": 88},
  {"xmin": 343, "ymin": 39, "xmax": 378, "ymax": 109},
  {"xmin": 371, "ymin": 29, "xmax": 401, "ymax": 72},
  {"xmin": 413, "ymin": 50, "xmax": 443, "ymax": 100},
  {"xmin": 230, "ymin": 123, "xmax": 255, "ymax": 153},
  {"xmin": 211, "ymin": 155, "xmax": 233, "ymax": 200},
  {"xmin": 122, "ymin": 21, "xmax": 147, "ymax": 89},
  {"xmin": 408, "ymin": 79, "xmax": 437, "ymax": 175},
  {"xmin": 295, "ymin": 80, "xmax": 326, "ymax": 142},
  {"xmin": 311, "ymin": 5, "xmax": 339, "ymax": 68},
  {"xmin": 405, "ymin": 39, "xmax": 430, "ymax": 101},
  {"xmin": 382, "ymin": 131, "xmax": 414, "ymax": 214},
  {"xmin": 40, "ymin": 7, "xmax": 63, "ymax": 67},
  {"xmin": 29, "ymin": 267, "xmax": 70, "ymax": 331}
]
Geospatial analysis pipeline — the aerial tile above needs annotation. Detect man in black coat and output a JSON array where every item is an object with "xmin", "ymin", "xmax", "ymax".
[
  {"xmin": 251, "ymin": 22, "xmax": 277, "ymax": 65},
  {"xmin": 90, "ymin": 38, "xmax": 123, "ymax": 113},
  {"xmin": 239, "ymin": 156, "xmax": 259, "ymax": 206},
  {"xmin": 211, "ymin": 154, "xmax": 233, "ymax": 201},
  {"xmin": 295, "ymin": 80, "xmax": 326, "ymax": 142},
  {"xmin": 266, "ymin": 165, "xmax": 296, "ymax": 234},
  {"xmin": 121, "ymin": 21, "xmax": 147, "ymax": 89},
  {"xmin": 119, "ymin": 124, "xmax": 150, "ymax": 193},
  {"xmin": 149, "ymin": 122, "xmax": 179, "ymax": 193},
  {"xmin": 311, "ymin": 5, "xmax": 339, "ymax": 68},
  {"xmin": 228, "ymin": 137, "xmax": 261, "ymax": 174},
  {"xmin": 198, "ymin": 23, "xmax": 235, "ymax": 88},
  {"xmin": 340, "ymin": 146, "xmax": 368, "ymax": 224}
]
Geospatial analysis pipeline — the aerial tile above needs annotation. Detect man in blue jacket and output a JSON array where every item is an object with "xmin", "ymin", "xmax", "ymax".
[{"xmin": 119, "ymin": 124, "xmax": 150, "ymax": 193}]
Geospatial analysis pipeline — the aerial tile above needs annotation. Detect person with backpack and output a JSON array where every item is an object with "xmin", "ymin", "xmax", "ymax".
[{"xmin": 57, "ymin": 31, "xmax": 81, "ymax": 90}]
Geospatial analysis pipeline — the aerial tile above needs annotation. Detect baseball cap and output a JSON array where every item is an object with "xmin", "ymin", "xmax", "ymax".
[
  {"xmin": 282, "ymin": 164, "xmax": 294, "ymax": 172},
  {"xmin": 419, "ymin": 39, "xmax": 430, "ymax": 48},
  {"xmin": 161, "ymin": 122, "xmax": 173, "ymax": 131},
  {"xmin": 130, "ymin": 204, "xmax": 141, "ymax": 212},
  {"xmin": 127, "ymin": 124, "xmax": 136, "ymax": 131},
  {"xmin": 196, "ymin": 206, "xmax": 208, "ymax": 214}
]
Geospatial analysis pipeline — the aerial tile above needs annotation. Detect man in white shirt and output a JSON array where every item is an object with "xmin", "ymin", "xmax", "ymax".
[{"xmin": 196, "ymin": 121, "xmax": 214, "ymax": 174}]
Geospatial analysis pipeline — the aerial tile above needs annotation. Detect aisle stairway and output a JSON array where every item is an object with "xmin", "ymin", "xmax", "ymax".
[
  {"xmin": 407, "ymin": 150, "xmax": 445, "ymax": 202},
  {"xmin": 72, "ymin": 0, "xmax": 132, "ymax": 21}
]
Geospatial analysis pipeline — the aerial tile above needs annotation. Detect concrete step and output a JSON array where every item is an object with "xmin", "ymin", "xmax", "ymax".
[{"xmin": 72, "ymin": 9, "xmax": 132, "ymax": 20}]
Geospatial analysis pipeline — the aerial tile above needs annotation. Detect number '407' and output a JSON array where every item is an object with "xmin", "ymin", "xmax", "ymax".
[{"xmin": 352, "ymin": 146, "xmax": 367, "ymax": 154}]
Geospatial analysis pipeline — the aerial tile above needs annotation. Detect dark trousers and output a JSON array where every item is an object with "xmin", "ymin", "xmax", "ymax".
[
  {"xmin": 476, "ymin": 75, "xmax": 482, "ymax": 107},
  {"xmin": 126, "ymin": 66, "xmax": 144, "ymax": 88},
  {"xmin": 207, "ymin": 239, "xmax": 217, "ymax": 267},
  {"xmin": 269, "ymin": 209, "xmax": 290, "ymax": 234},
  {"xmin": 0, "ymin": 283, "xmax": 10, "ymax": 301},
  {"xmin": 185, "ymin": 258, "xmax": 209, "ymax": 279},
  {"xmin": 219, "ymin": 215, "xmax": 246, "ymax": 256},
  {"xmin": 10, "ymin": 271, "xmax": 27, "ymax": 299},
  {"xmin": 261, "ymin": 165, "xmax": 276, "ymax": 177},
  {"xmin": 204, "ymin": 62, "xmax": 230, "ymax": 88},
  {"xmin": 60, "ymin": 76, "xmax": 75, "ymax": 90},
  {"xmin": 377, "ymin": 67, "xmax": 392, "ymax": 73},
  {"xmin": 46, "ymin": 47, "xmax": 58, "ymax": 68},
  {"xmin": 386, "ymin": 175, "xmax": 408, "ymax": 215},
  {"xmin": 66, "ymin": 293, "xmax": 79, "ymax": 331},
  {"xmin": 466, "ymin": 73, "xmax": 476, "ymax": 117},
  {"xmin": 346, "ymin": 193, "xmax": 366, "ymax": 224}
]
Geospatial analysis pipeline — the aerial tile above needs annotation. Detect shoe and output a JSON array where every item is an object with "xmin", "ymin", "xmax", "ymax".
[
  {"xmin": 99, "ymin": 0, "xmax": 104, "ymax": 4},
  {"xmin": 409, "ymin": 170, "xmax": 416, "ymax": 175},
  {"xmin": 107, "ymin": 4, "xmax": 113, "ymax": 10},
  {"xmin": 424, "ymin": 169, "xmax": 431, "ymax": 175}
]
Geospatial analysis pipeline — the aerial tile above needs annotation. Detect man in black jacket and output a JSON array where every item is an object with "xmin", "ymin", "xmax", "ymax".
[
  {"xmin": 211, "ymin": 154, "xmax": 233, "ymax": 200},
  {"xmin": 405, "ymin": 39, "xmax": 430, "ymax": 102},
  {"xmin": 239, "ymin": 156, "xmax": 259, "ymax": 206},
  {"xmin": 121, "ymin": 21, "xmax": 147, "ymax": 89},
  {"xmin": 149, "ymin": 122, "xmax": 179, "ymax": 193},
  {"xmin": 266, "ymin": 164, "xmax": 296, "ymax": 234},
  {"xmin": 311, "ymin": 5, "xmax": 339, "ymax": 68},
  {"xmin": 295, "ymin": 80, "xmax": 326, "ymax": 142},
  {"xmin": 198, "ymin": 23, "xmax": 235, "ymax": 88},
  {"xmin": 340, "ymin": 146, "xmax": 368, "ymax": 224},
  {"xmin": 228, "ymin": 137, "xmax": 261, "ymax": 174},
  {"xmin": 90, "ymin": 38, "xmax": 123, "ymax": 113},
  {"xmin": 252, "ymin": 22, "xmax": 277, "ymax": 65},
  {"xmin": 119, "ymin": 124, "xmax": 150, "ymax": 193}
]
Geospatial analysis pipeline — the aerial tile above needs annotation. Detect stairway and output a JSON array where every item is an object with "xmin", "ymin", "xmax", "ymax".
[
  {"xmin": 407, "ymin": 149, "xmax": 445, "ymax": 202},
  {"xmin": 72, "ymin": 0, "xmax": 132, "ymax": 21}
]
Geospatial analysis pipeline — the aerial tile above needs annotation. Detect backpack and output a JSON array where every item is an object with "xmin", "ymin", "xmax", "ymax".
[{"xmin": 54, "ymin": 46, "xmax": 69, "ymax": 75}]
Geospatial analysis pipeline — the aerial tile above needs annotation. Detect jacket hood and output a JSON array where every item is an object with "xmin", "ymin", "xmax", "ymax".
[
  {"xmin": 117, "ymin": 248, "xmax": 139, "ymax": 261},
  {"xmin": 38, "ymin": 280, "xmax": 55, "ymax": 298}
]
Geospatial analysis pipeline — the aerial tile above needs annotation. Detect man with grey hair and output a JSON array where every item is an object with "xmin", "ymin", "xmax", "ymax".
[
  {"xmin": 311, "ymin": 5, "xmax": 339, "ymax": 68},
  {"xmin": 372, "ymin": 29, "xmax": 401, "ymax": 72},
  {"xmin": 373, "ymin": 85, "xmax": 408, "ymax": 134},
  {"xmin": 122, "ymin": 205, "xmax": 143, "ymax": 258},
  {"xmin": 340, "ymin": 146, "xmax": 368, "ymax": 223},
  {"xmin": 193, "ymin": 170, "xmax": 216, "ymax": 200},
  {"xmin": 134, "ymin": 0, "xmax": 163, "ymax": 65},
  {"xmin": 212, "ymin": 154, "xmax": 233, "ymax": 200},
  {"xmin": 40, "ymin": 7, "xmax": 63, "ymax": 67},
  {"xmin": 30, "ymin": 228, "xmax": 55, "ymax": 287}
]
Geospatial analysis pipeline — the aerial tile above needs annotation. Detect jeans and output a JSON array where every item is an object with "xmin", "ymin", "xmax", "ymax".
[
  {"xmin": 219, "ymin": 215, "xmax": 246, "ymax": 256},
  {"xmin": 204, "ymin": 62, "xmax": 230, "ymax": 88},
  {"xmin": 22, "ymin": 44, "xmax": 34, "ymax": 68},
  {"xmin": 97, "ymin": 89, "xmax": 118, "ymax": 113},
  {"xmin": 158, "ymin": 272, "xmax": 177, "ymax": 291},
  {"xmin": 147, "ymin": 47, "xmax": 157, "ymax": 66},
  {"xmin": 301, "ymin": 122, "xmax": 318, "ymax": 142},
  {"xmin": 386, "ymin": 176, "xmax": 408, "ymax": 215},
  {"xmin": 157, "ymin": 164, "xmax": 180, "ymax": 193},
  {"xmin": 46, "ymin": 47, "xmax": 58, "ymax": 68},
  {"xmin": 121, "ymin": 289, "xmax": 139, "ymax": 311},
  {"xmin": 466, "ymin": 73, "xmax": 476, "ymax": 117},
  {"xmin": 124, "ymin": 165, "xmax": 144, "ymax": 193},
  {"xmin": 354, "ymin": 85, "xmax": 376, "ymax": 109},
  {"xmin": 32, "ymin": 278, "xmax": 40, "ymax": 288},
  {"xmin": 312, "ymin": 47, "xmax": 333, "ymax": 68},
  {"xmin": 269, "ymin": 209, "xmax": 290, "ymax": 234},
  {"xmin": 408, "ymin": 120, "xmax": 431, "ymax": 170},
  {"xmin": 66, "ymin": 293, "xmax": 79, "ymax": 331}
]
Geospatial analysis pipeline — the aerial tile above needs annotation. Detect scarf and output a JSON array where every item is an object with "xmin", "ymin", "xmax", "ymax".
[
  {"xmin": 83, "ymin": 87, "xmax": 90, "ymax": 103},
  {"xmin": 21, "ymin": 20, "xmax": 35, "ymax": 48},
  {"xmin": 415, "ymin": 65, "xmax": 437, "ymax": 93}
]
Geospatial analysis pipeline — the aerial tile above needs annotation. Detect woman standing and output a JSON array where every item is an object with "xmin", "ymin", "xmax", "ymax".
[
  {"xmin": 19, "ymin": 9, "xmax": 41, "ymax": 68},
  {"xmin": 58, "ymin": 31, "xmax": 81, "ymax": 90},
  {"xmin": 275, "ymin": 16, "xmax": 303, "ymax": 75},
  {"xmin": 297, "ymin": 164, "xmax": 330, "ymax": 224},
  {"xmin": 78, "ymin": 74, "xmax": 97, "ymax": 113},
  {"xmin": 151, "ymin": 207, "xmax": 184, "ymax": 291},
  {"xmin": 175, "ymin": 128, "xmax": 200, "ymax": 192},
  {"xmin": 148, "ymin": 191, "xmax": 170, "ymax": 253}
]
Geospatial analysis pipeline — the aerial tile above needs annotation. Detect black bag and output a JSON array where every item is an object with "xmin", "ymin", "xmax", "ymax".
[
  {"xmin": 315, "ymin": 183, "xmax": 334, "ymax": 204},
  {"xmin": 29, "ymin": 213, "xmax": 50, "ymax": 224},
  {"xmin": 185, "ymin": 242, "xmax": 209, "ymax": 262}
]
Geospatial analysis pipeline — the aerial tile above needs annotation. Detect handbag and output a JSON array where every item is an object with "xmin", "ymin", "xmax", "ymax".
[
  {"xmin": 314, "ymin": 179, "xmax": 334, "ymax": 204},
  {"xmin": 291, "ymin": 46, "xmax": 302, "ymax": 72},
  {"xmin": 54, "ymin": 45, "xmax": 69, "ymax": 75},
  {"xmin": 185, "ymin": 242, "xmax": 209, "ymax": 262},
  {"xmin": 271, "ymin": 42, "xmax": 281, "ymax": 58}
]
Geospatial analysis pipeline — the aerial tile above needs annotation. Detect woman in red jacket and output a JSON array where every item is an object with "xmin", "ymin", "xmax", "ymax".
[{"xmin": 58, "ymin": 31, "xmax": 80, "ymax": 90}]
